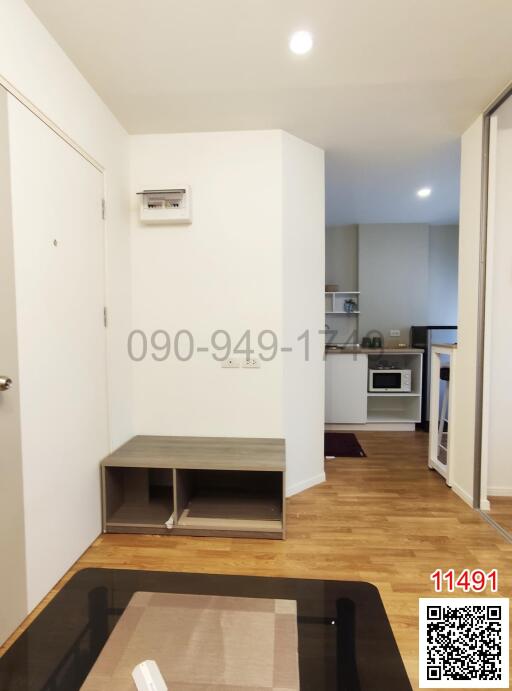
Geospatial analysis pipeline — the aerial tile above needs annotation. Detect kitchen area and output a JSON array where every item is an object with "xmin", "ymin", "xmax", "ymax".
[
  {"xmin": 324, "ymin": 223, "xmax": 459, "ymax": 434},
  {"xmin": 325, "ymin": 342, "xmax": 423, "ymax": 430}
]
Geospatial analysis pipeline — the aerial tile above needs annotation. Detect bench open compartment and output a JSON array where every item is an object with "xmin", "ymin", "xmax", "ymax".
[
  {"xmin": 174, "ymin": 469, "xmax": 284, "ymax": 538},
  {"xmin": 103, "ymin": 466, "xmax": 173, "ymax": 534}
]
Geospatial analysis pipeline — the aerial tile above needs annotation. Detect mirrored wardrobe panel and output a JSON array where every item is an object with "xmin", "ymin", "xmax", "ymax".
[{"xmin": 481, "ymin": 92, "xmax": 512, "ymax": 536}]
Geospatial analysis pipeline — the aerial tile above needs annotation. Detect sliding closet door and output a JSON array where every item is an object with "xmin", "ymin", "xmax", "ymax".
[
  {"xmin": 481, "ymin": 96, "xmax": 512, "ymax": 523},
  {"xmin": 7, "ymin": 95, "xmax": 109, "ymax": 610},
  {"xmin": 0, "ymin": 89, "xmax": 27, "ymax": 644}
]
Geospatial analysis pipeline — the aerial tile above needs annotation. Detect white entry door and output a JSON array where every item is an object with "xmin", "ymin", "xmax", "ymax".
[
  {"xmin": 7, "ymin": 95, "xmax": 109, "ymax": 610},
  {"xmin": 0, "ymin": 88, "xmax": 27, "ymax": 644}
]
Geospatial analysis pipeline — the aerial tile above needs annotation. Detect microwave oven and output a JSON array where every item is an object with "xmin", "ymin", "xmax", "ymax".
[{"xmin": 368, "ymin": 369, "xmax": 412, "ymax": 393}]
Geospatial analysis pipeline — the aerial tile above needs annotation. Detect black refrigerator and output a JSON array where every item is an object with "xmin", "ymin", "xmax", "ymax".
[{"xmin": 410, "ymin": 325, "xmax": 457, "ymax": 431}]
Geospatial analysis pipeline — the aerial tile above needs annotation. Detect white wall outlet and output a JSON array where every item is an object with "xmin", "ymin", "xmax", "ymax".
[
  {"xmin": 241, "ymin": 358, "xmax": 260, "ymax": 369},
  {"xmin": 221, "ymin": 358, "xmax": 240, "ymax": 368},
  {"xmin": 390, "ymin": 329, "xmax": 401, "ymax": 337}
]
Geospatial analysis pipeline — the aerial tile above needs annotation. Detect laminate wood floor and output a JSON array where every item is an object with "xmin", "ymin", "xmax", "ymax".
[{"xmin": 2, "ymin": 431, "xmax": 511, "ymax": 691}]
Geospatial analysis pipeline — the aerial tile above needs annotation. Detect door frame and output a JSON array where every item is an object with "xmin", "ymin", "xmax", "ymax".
[
  {"xmin": 473, "ymin": 83, "xmax": 512, "ymax": 518},
  {"xmin": 3, "ymin": 85, "xmax": 112, "ymax": 612},
  {"xmin": 0, "ymin": 73, "xmax": 112, "ymax": 452},
  {"xmin": 0, "ymin": 69, "xmax": 114, "ymax": 643},
  {"xmin": 0, "ymin": 73, "xmax": 103, "ymax": 172}
]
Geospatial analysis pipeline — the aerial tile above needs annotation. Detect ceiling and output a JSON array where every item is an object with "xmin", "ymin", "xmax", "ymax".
[{"xmin": 26, "ymin": 0, "xmax": 512, "ymax": 225}]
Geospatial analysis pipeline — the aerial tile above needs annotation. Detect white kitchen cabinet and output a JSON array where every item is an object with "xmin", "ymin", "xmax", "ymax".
[{"xmin": 325, "ymin": 354, "xmax": 368, "ymax": 423}]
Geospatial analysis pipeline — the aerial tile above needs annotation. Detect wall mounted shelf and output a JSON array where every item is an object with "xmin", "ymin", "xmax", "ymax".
[{"xmin": 325, "ymin": 291, "xmax": 360, "ymax": 316}]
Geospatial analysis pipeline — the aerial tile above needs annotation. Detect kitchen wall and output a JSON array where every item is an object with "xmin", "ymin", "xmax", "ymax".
[
  {"xmin": 130, "ymin": 130, "xmax": 325, "ymax": 494},
  {"xmin": 326, "ymin": 223, "xmax": 458, "ymax": 345},
  {"xmin": 325, "ymin": 225, "xmax": 359, "ymax": 343},
  {"xmin": 428, "ymin": 225, "xmax": 459, "ymax": 325},
  {"xmin": 326, "ymin": 225, "xmax": 358, "ymax": 289},
  {"xmin": 359, "ymin": 224, "xmax": 430, "ymax": 343}
]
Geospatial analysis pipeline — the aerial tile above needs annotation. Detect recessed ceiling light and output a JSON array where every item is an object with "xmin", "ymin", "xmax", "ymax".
[
  {"xmin": 416, "ymin": 187, "xmax": 432, "ymax": 198},
  {"xmin": 289, "ymin": 30, "xmax": 313, "ymax": 55}
]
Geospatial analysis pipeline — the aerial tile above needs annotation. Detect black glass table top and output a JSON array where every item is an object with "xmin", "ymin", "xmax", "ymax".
[{"xmin": 0, "ymin": 568, "xmax": 412, "ymax": 691}]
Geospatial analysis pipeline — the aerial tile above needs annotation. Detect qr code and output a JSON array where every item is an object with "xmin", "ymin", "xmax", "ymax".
[{"xmin": 419, "ymin": 598, "xmax": 509, "ymax": 688}]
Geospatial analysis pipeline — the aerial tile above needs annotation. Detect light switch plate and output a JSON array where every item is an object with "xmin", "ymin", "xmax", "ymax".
[
  {"xmin": 390, "ymin": 330, "xmax": 401, "ymax": 337},
  {"xmin": 221, "ymin": 358, "xmax": 240, "ymax": 368}
]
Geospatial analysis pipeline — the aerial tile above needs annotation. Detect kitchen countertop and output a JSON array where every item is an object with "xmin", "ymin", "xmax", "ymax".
[{"xmin": 325, "ymin": 347, "xmax": 423, "ymax": 355}]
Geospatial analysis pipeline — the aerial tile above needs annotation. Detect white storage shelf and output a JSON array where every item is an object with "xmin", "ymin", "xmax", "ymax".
[
  {"xmin": 325, "ymin": 291, "xmax": 360, "ymax": 315},
  {"xmin": 366, "ymin": 352, "xmax": 423, "ymax": 424},
  {"xmin": 367, "ymin": 392, "xmax": 421, "ymax": 397},
  {"xmin": 324, "ymin": 350, "xmax": 423, "ymax": 427},
  {"xmin": 367, "ymin": 396, "xmax": 421, "ymax": 423}
]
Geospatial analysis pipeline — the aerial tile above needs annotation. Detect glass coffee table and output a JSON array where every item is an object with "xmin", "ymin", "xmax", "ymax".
[{"xmin": 0, "ymin": 569, "xmax": 412, "ymax": 690}]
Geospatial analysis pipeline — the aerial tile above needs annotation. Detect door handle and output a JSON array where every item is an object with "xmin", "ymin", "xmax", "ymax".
[{"xmin": 0, "ymin": 376, "xmax": 12, "ymax": 391}]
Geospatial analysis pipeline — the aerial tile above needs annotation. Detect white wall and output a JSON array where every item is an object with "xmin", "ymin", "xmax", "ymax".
[
  {"xmin": 359, "ymin": 224, "xmax": 430, "ymax": 343},
  {"xmin": 0, "ymin": 0, "xmax": 131, "ymax": 639},
  {"xmin": 0, "ymin": 0, "xmax": 132, "ymax": 448},
  {"xmin": 451, "ymin": 116, "xmax": 484, "ymax": 506},
  {"xmin": 130, "ymin": 131, "xmax": 284, "ymax": 437},
  {"xmin": 282, "ymin": 132, "xmax": 325, "ymax": 494},
  {"xmin": 428, "ymin": 225, "xmax": 459, "ymax": 325},
  {"xmin": 0, "ymin": 3, "xmax": 325, "ymax": 639},
  {"xmin": 483, "ymin": 102, "xmax": 512, "ymax": 497},
  {"xmin": 130, "ymin": 130, "xmax": 325, "ymax": 494}
]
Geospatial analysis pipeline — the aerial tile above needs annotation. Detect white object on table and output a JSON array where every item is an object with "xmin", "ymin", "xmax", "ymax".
[{"xmin": 132, "ymin": 660, "xmax": 168, "ymax": 691}]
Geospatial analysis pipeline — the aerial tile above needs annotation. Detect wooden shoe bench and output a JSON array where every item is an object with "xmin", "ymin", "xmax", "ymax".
[{"xmin": 101, "ymin": 435, "xmax": 286, "ymax": 539}]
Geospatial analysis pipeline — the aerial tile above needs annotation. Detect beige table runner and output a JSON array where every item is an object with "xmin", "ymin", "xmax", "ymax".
[{"xmin": 81, "ymin": 591, "xmax": 299, "ymax": 690}]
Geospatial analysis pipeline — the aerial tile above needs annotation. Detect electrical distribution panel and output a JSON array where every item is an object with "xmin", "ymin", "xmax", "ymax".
[{"xmin": 137, "ymin": 187, "xmax": 191, "ymax": 224}]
